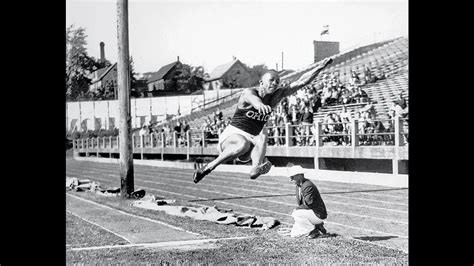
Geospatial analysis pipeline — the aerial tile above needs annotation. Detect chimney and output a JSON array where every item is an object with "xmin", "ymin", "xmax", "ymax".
[
  {"xmin": 100, "ymin": 42, "xmax": 105, "ymax": 63},
  {"xmin": 281, "ymin": 51, "xmax": 284, "ymax": 70},
  {"xmin": 177, "ymin": 56, "xmax": 180, "ymax": 62}
]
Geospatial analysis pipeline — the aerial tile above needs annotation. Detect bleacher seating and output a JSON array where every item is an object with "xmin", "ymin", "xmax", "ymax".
[
  {"xmin": 162, "ymin": 36, "xmax": 408, "ymax": 131},
  {"xmin": 313, "ymin": 69, "xmax": 408, "ymax": 122}
]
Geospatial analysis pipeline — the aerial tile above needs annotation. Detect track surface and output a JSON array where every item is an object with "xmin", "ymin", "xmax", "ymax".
[{"xmin": 66, "ymin": 158, "xmax": 408, "ymax": 253}]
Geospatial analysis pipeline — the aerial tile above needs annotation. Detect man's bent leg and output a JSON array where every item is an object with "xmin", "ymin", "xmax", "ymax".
[
  {"xmin": 290, "ymin": 209, "xmax": 324, "ymax": 238},
  {"xmin": 193, "ymin": 134, "xmax": 252, "ymax": 183},
  {"xmin": 249, "ymin": 134, "xmax": 272, "ymax": 179}
]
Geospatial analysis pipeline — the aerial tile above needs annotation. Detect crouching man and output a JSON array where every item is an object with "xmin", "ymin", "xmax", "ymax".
[{"xmin": 288, "ymin": 165, "xmax": 328, "ymax": 238}]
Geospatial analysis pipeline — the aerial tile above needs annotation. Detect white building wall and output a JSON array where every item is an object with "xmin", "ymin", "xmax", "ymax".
[{"xmin": 66, "ymin": 89, "xmax": 243, "ymax": 131}]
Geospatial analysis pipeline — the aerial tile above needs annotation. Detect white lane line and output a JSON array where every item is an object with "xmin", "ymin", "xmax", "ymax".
[
  {"xmin": 69, "ymin": 169, "xmax": 408, "ymax": 225},
  {"xmin": 80, "ymin": 164, "xmax": 409, "ymax": 204},
  {"xmin": 140, "ymin": 185, "xmax": 409, "ymax": 239},
  {"xmin": 75, "ymin": 163, "xmax": 408, "ymax": 200},
  {"xmin": 70, "ymin": 236, "xmax": 251, "ymax": 251},
  {"xmin": 66, "ymin": 209, "xmax": 132, "ymax": 244},
  {"xmin": 127, "ymin": 170, "xmax": 408, "ymax": 214},
  {"xmin": 67, "ymin": 171, "xmax": 409, "ymax": 253},
  {"xmin": 66, "ymin": 193, "xmax": 200, "ymax": 236},
  {"xmin": 67, "ymin": 173, "xmax": 408, "ymax": 239},
  {"xmin": 134, "ymin": 164, "xmax": 409, "ymax": 197},
  {"xmin": 70, "ymin": 168, "xmax": 408, "ymax": 214}
]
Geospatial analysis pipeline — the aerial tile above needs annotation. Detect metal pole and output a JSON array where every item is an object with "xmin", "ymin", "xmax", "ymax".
[{"xmin": 117, "ymin": 0, "xmax": 134, "ymax": 198}]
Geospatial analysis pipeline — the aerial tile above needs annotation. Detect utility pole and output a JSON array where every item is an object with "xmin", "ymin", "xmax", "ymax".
[{"xmin": 117, "ymin": 0, "xmax": 134, "ymax": 198}]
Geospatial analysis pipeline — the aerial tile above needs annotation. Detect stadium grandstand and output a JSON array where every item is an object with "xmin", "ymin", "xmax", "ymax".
[{"xmin": 71, "ymin": 36, "xmax": 408, "ymax": 178}]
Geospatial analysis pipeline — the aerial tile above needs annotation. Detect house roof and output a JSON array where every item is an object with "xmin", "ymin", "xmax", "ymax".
[
  {"xmin": 206, "ymin": 59, "xmax": 242, "ymax": 82},
  {"xmin": 147, "ymin": 61, "xmax": 180, "ymax": 83},
  {"xmin": 90, "ymin": 62, "xmax": 117, "ymax": 84},
  {"xmin": 99, "ymin": 62, "xmax": 117, "ymax": 79}
]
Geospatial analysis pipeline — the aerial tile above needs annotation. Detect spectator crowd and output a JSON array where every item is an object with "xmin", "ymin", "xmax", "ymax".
[{"xmin": 126, "ymin": 66, "xmax": 407, "ymax": 148}]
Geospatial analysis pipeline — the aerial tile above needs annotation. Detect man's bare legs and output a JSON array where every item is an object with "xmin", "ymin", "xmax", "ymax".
[
  {"xmin": 250, "ymin": 134, "xmax": 267, "ymax": 168},
  {"xmin": 249, "ymin": 134, "xmax": 272, "ymax": 179},
  {"xmin": 193, "ymin": 134, "xmax": 252, "ymax": 183}
]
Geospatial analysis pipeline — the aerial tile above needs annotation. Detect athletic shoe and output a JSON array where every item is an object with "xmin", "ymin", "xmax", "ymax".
[
  {"xmin": 193, "ymin": 165, "xmax": 212, "ymax": 184},
  {"xmin": 249, "ymin": 158, "xmax": 272, "ymax": 179},
  {"xmin": 316, "ymin": 222, "xmax": 327, "ymax": 235},
  {"xmin": 307, "ymin": 229, "xmax": 321, "ymax": 239}
]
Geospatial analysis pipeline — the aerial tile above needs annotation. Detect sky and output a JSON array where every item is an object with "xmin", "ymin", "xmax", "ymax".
[{"xmin": 66, "ymin": 0, "xmax": 408, "ymax": 75}]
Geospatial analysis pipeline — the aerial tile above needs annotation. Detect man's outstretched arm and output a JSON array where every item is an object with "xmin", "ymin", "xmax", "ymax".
[
  {"xmin": 274, "ymin": 57, "xmax": 333, "ymax": 102},
  {"xmin": 241, "ymin": 88, "xmax": 272, "ymax": 115}
]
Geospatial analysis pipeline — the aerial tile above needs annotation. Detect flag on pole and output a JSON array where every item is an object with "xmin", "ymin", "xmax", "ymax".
[{"xmin": 321, "ymin": 25, "xmax": 329, "ymax": 36}]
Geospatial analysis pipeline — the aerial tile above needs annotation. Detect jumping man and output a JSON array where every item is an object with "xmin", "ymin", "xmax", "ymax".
[{"xmin": 193, "ymin": 57, "xmax": 333, "ymax": 183}]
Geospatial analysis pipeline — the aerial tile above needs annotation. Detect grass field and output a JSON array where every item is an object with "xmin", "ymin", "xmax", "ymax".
[{"xmin": 66, "ymin": 157, "xmax": 408, "ymax": 264}]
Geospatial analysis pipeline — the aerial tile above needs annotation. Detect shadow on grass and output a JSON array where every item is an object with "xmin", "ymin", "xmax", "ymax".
[
  {"xmin": 189, "ymin": 193, "xmax": 294, "ymax": 202},
  {"xmin": 321, "ymin": 188, "xmax": 408, "ymax": 195},
  {"xmin": 353, "ymin": 236, "xmax": 399, "ymax": 241}
]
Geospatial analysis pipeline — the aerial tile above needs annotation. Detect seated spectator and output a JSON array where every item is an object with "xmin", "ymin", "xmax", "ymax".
[
  {"xmin": 360, "ymin": 100, "xmax": 376, "ymax": 118},
  {"xmin": 361, "ymin": 112, "xmax": 375, "ymax": 145},
  {"xmin": 351, "ymin": 87, "xmax": 360, "ymax": 103},
  {"xmin": 340, "ymin": 86, "xmax": 352, "ymax": 105},
  {"xmin": 321, "ymin": 87, "xmax": 332, "ymax": 106},
  {"xmin": 393, "ymin": 92, "xmax": 408, "ymax": 118},
  {"xmin": 339, "ymin": 105, "xmax": 352, "ymax": 122},
  {"xmin": 389, "ymin": 101, "xmax": 408, "ymax": 118},
  {"xmin": 276, "ymin": 110, "xmax": 289, "ymax": 146},
  {"xmin": 174, "ymin": 121, "xmax": 182, "ymax": 136},
  {"xmin": 280, "ymin": 97, "xmax": 289, "ymax": 113},
  {"xmin": 288, "ymin": 93, "xmax": 298, "ymax": 109},
  {"xmin": 299, "ymin": 106, "xmax": 313, "ymax": 146},
  {"xmin": 139, "ymin": 125, "xmax": 148, "ymax": 136},
  {"xmin": 225, "ymin": 116, "xmax": 232, "ymax": 127},
  {"xmin": 354, "ymin": 111, "xmax": 361, "ymax": 121},
  {"xmin": 357, "ymin": 112, "xmax": 367, "ymax": 144},
  {"xmin": 357, "ymin": 87, "xmax": 369, "ymax": 103},
  {"xmin": 330, "ymin": 86, "xmax": 339, "ymax": 105},
  {"xmin": 213, "ymin": 108, "xmax": 223, "ymax": 121},
  {"xmin": 394, "ymin": 92, "xmax": 407, "ymax": 109},
  {"xmin": 334, "ymin": 114, "xmax": 344, "ymax": 145},
  {"xmin": 296, "ymin": 97, "xmax": 305, "ymax": 113},
  {"xmin": 384, "ymin": 113, "xmax": 395, "ymax": 145},
  {"xmin": 364, "ymin": 65, "xmax": 375, "ymax": 84},
  {"xmin": 341, "ymin": 117, "xmax": 351, "ymax": 145},
  {"xmin": 309, "ymin": 123, "xmax": 319, "ymax": 146},
  {"xmin": 372, "ymin": 119, "xmax": 386, "ymax": 145},
  {"xmin": 311, "ymin": 92, "xmax": 322, "ymax": 114},
  {"xmin": 321, "ymin": 116, "xmax": 331, "ymax": 144},
  {"xmin": 313, "ymin": 80, "xmax": 324, "ymax": 93},
  {"xmin": 173, "ymin": 121, "xmax": 182, "ymax": 146},
  {"xmin": 163, "ymin": 124, "xmax": 171, "ymax": 146},
  {"xmin": 349, "ymin": 71, "xmax": 361, "ymax": 87},
  {"xmin": 267, "ymin": 113, "xmax": 277, "ymax": 146},
  {"xmin": 182, "ymin": 120, "xmax": 190, "ymax": 133}
]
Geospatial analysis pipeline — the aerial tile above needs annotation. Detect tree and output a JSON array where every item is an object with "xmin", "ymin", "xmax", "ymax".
[
  {"xmin": 247, "ymin": 64, "xmax": 268, "ymax": 86},
  {"xmin": 176, "ymin": 64, "xmax": 205, "ymax": 93},
  {"xmin": 66, "ymin": 25, "xmax": 98, "ymax": 101}
]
